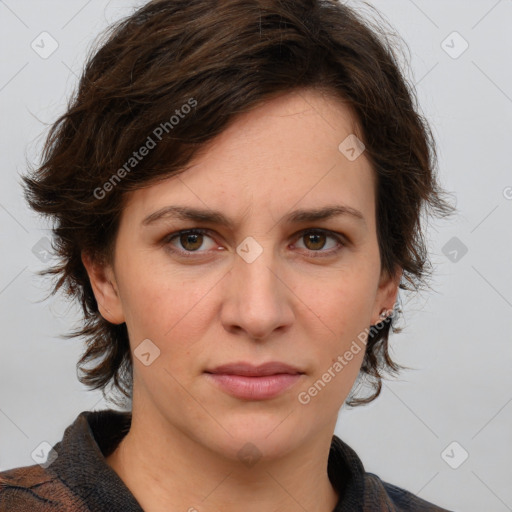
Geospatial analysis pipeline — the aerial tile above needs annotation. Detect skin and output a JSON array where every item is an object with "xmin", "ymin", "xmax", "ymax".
[{"xmin": 82, "ymin": 87, "xmax": 401, "ymax": 512}]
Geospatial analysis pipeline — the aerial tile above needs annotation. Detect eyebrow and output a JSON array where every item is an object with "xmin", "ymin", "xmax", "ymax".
[{"xmin": 142, "ymin": 204, "xmax": 366, "ymax": 228}]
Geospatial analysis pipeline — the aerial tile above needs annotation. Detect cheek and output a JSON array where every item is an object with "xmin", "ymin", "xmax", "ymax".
[
  {"xmin": 294, "ymin": 269, "xmax": 375, "ymax": 389},
  {"xmin": 299, "ymin": 284, "xmax": 370, "ymax": 408},
  {"xmin": 117, "ymin": 254, "xmax": 222, "ymax": 356},
  {"xmin": 300, "ymin": 267, "xmax": 377, "ymax": 331}
]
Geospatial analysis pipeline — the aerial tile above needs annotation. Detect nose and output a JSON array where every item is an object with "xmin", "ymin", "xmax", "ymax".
[{"xmin": 220, "ymin": 242, "xmax": 294, "ymax": 341}]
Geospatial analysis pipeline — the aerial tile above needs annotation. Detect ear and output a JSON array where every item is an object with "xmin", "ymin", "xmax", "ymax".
[
  {"xmin": 371, "ymin": 265, "xmax": 402, "ymax": 325},
  {"xmin": 81, "ymin": 251, "xmax": 125, "ymax": 325}
]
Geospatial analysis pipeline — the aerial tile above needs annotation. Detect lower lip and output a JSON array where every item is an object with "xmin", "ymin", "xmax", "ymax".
[{"xmin": 204, "ymin": 373, "xmax": 302, "ymax": 400}]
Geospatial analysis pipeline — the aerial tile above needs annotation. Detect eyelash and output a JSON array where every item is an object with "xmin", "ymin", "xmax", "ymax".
[{"xmin": 162, "ymin": 228, "xmax": 346, "ymax": 258}]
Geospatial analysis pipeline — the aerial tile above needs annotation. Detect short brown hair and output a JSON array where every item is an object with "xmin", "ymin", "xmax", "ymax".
[{"xmin": 22, "ymin": 0, "xmax": 455, "ymax": 407}]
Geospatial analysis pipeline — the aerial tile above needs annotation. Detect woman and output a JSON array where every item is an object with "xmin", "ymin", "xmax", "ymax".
[{"xmin": 0, "ymin": 0, "xmax": 455, "ymax": 510}]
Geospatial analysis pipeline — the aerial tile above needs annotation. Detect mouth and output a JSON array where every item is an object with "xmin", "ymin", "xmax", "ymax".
[{"xmin": 204, "ymin": 361, "xmax": 305, "ymax": 400}]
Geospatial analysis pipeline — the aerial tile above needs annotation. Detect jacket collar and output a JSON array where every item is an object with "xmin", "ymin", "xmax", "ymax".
[{"xmin": 49, "ymin": 408, "xmax": 370, "ymax": 511}]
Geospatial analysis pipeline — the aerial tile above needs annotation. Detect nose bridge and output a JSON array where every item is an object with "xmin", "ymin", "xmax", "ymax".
[
  {"xmin": 222, "ymin": 235, "xmax": 293, "ymax": 339},
  {"xmin": 235, "ymin": 234, "xmax": 281, "ymax": 304}
]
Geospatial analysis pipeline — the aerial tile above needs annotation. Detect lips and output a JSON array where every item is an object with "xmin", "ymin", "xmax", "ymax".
[
  {"xmin": 204, "ymin": 361, "xmax": 305, "ymax": 400},
  {"xmin": 205, "ymin": 361, "xmax": 304, "ymax": 377}
]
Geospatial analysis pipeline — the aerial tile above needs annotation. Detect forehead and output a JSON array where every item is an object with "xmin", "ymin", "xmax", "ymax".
[{"xmin": 122, "ymin": 88, "xmax": 376, "ymax": 228}]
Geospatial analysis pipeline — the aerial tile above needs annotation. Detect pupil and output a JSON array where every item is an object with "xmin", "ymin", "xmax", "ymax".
[
  {"xmin": 306, "ymin": 233, "xmax": 325, "ymax": 250},
  {"xmin": 182, "ymin": 233, "xmax": 202, "ymax": 251}
]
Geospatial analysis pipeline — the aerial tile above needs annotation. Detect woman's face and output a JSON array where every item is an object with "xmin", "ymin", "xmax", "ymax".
[{"xmin": 84, "ymin": 88, "xmax": 399, "ymax": 461}]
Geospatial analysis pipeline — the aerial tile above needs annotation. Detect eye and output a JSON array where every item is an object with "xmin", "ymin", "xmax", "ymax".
[
  {"xmin": 164, "ymin": 229, "xmax": 218, "ymax": 254},
  {"xmin": 293, "ymin": 229, "xmax": 345, "ymax": 256},
  {"xmin": 162, "ymin": 228, "xmax": 346, "ymax": 258}
]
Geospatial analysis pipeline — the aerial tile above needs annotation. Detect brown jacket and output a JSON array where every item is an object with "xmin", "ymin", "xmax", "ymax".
[{"xmin": 0, "ymin": 409, "xmax": 453, "ymax": 511}]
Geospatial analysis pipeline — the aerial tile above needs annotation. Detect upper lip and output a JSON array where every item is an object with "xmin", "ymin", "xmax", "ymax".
[{"xmin": 205, "ymin": 362, "xmax": 304, "ymax": 377}]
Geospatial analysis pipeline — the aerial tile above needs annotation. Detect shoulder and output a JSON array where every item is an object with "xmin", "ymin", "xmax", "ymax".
[
  {"xmin": 0, "ymin": 464, "xmax": 88, "ymax": 512},
  {"xmin": 329, "ymin": 435, "xmax": 453, "ymax": 511},
  {"xmin": 364, "ymin": 472, "xmax": 453, "ymax": 512}
]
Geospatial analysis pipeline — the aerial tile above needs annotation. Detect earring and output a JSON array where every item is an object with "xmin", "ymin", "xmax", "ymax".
[{"xmin": 379, "ymin": 308, "xmax": 388, "ymax": 320}]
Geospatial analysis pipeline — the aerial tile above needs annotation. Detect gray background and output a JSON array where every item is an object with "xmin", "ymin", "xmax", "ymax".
[{"xmin": 1, "ymin": 1, "xmax": 511, "ymax": 510}]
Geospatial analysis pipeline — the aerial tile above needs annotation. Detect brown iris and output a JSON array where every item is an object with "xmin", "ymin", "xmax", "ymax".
[
  {"xmin": 303, "ymin": 231, "xmax": 327, "ymax": 251},
  {"xmin": 180, "ymin": 232, "xmax": 203, "ymax": 251}
]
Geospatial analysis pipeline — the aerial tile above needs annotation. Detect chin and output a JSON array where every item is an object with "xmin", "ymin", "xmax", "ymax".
[{"xmin": 205, "ymin": 414, "xmax": 307, "ymax": 463}]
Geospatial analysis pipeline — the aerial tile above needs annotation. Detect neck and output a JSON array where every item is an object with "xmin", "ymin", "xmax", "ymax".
[{"xmin": 105, "ymin": 405, "xmax": 340, "ymax": 512}]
